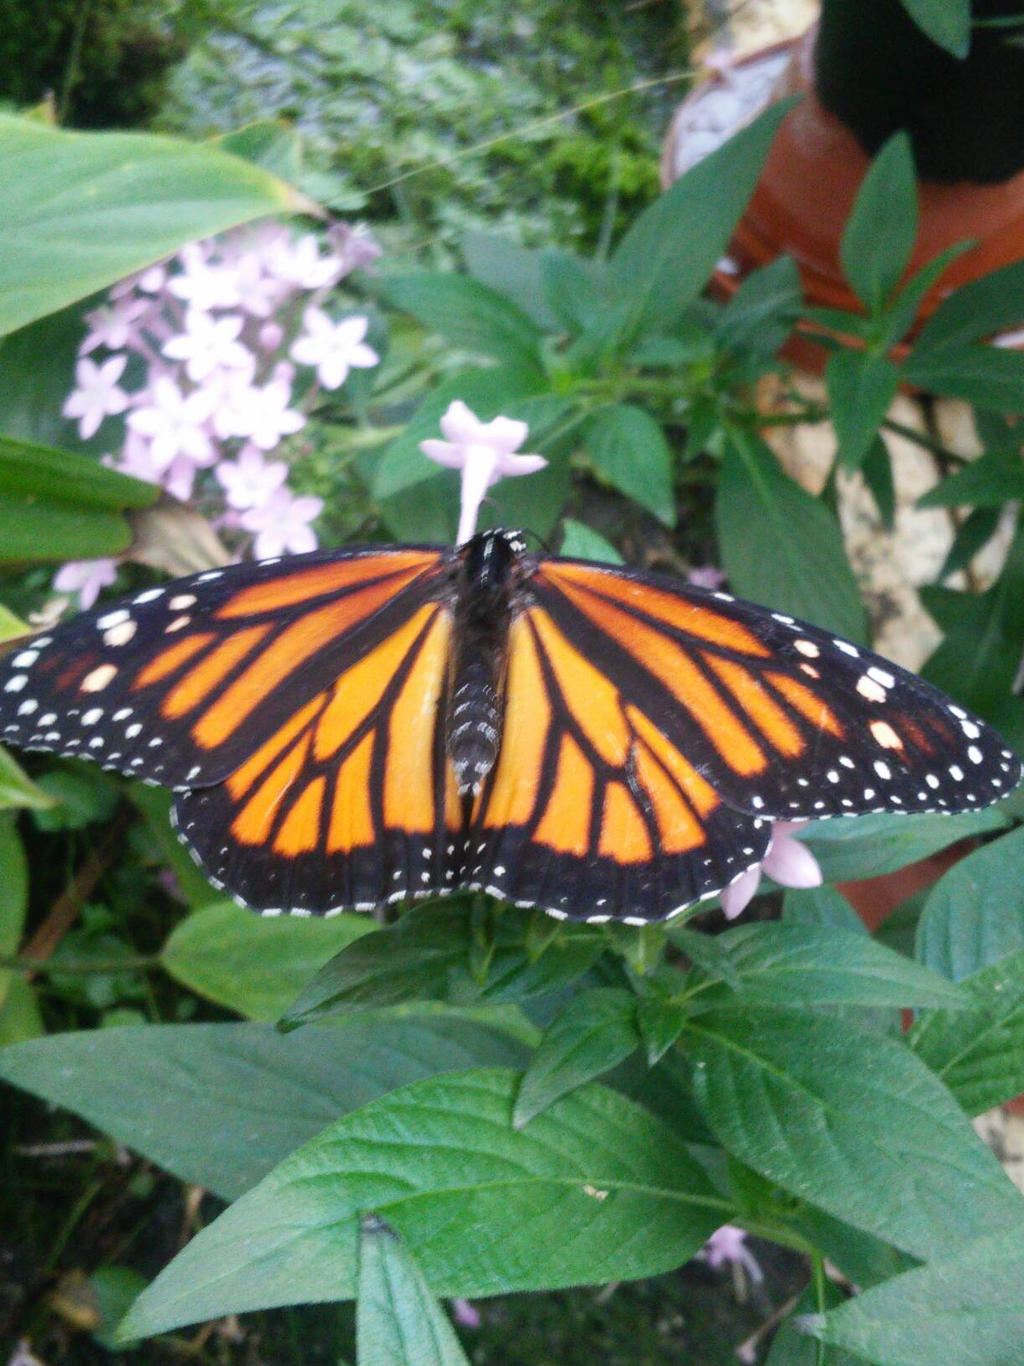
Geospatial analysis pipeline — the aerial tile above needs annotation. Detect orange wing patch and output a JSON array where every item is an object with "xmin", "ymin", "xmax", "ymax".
[
  {"xmin": 765, "ymin": 672, "xmax": 844, "ymax": 738},
  {"xmin": 383, "ymin": 610, "xmax": 453, "ymax": 834},
  {"xmin": 546, "ymin": 562, "xmax": 770, "ymax": 657},
  {"xmin": 327, "ymin": 731, "xmax": 375, "ymax": 854},
  {"xmin": 481, "ymin": 617, "xmax": 550, "ymax": 829},
  {"xmin": 529, "ymin": 610, "xmax": 630, "ymax": 766},
  {"xmin": 275, "ymin": 776, "xmax": 326, "ymax": 856},
  {"xmin": 232, "ymin": 732, "xmax": 313, "ymax": 847},
  {"xmin": 704, "ymin": 655, "xmax": 805, "ymax": 758},
  {"xmin": 216, "ymin": 551, "xmax": 438, "ymax": 616},
  {"xmin": 134, "ymin": 633, "xmax": 214, "ymax": 690},
  {"xmin": 599, "ymin": 782, "xmax": 652, "ymax": 863},
  {"xmin": 534, "ymin": 735, "xmax": 593, "ymax": 855},
  {"xmin": 163, "ymin": 625, "xmax": 271, "ymax": 720}
]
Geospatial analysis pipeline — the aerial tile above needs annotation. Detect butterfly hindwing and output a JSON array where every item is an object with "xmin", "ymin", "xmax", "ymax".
[{"xmin": 530, "ymin": 558, "xmax": 1019, "ymax": 822}]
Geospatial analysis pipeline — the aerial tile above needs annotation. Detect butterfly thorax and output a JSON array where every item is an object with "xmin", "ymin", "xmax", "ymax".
[{"xmin": 446, "ymin": 530, "xmax": 527, "ymax": 794}]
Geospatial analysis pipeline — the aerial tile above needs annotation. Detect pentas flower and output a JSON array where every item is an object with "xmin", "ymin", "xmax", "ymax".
[
  {"xmin": 420, "ymin": 400, "xmax": 547, "ymax": 544},
  {"xmin": 53, "ymin": 558, "xmax": 119, "ymax": 609},
  {"xmin": 161, "ymin": 309, "xmax": 251, "ymax": 381},
  {"xmin": 62, "ymin": 355, "xmax": 130, "ymax": 440},
  {"xmin": 56, "ymin": 216, "xmax": 382, "ymax": 605},
  {"xmin": 702, "ymin": 1225, "xmax": 763, "ymax": 1283},
  {"xmin": 240, "ymin": 488, "xmax": 325, "ymax": 558},
  {"xmin": 720, "ymin": 819, "xmax": 822, "ymax": 920},
  {"xmin": 290, "ymin": 308, "xmax": 379, "ymax": 389}
]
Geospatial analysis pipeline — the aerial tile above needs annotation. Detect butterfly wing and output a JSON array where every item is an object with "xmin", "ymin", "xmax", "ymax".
[
  {"xmin": 467, "ymin": 604, "xmax": 772, "ymax": 923},
  {"xmin": 0, "ymin": 547, "xmax": 448, "ymax": 789},
  {"xmin": 527, "ymin": 557, "xmax": 1021, "ymax": 821}
]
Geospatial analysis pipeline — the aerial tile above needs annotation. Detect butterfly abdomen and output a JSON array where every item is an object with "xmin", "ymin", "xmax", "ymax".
[{"xmin": 446, "ymin": 530, "xmax": 524, "ymax": 793}]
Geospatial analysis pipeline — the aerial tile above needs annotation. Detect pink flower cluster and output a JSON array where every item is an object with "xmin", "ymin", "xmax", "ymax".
[{"xmin": 57, "ymin": 221, "xmax": 381, "ymax": 607}]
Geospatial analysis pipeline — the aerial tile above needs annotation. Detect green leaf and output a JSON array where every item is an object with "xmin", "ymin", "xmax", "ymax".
[
  {"xmin": 840, "ymin": 132, "xmax": 918, "ymax": 313},
  {"xmin": 916, "ymin": 826, "xmax": 1024, "ymax": 981},
  {"xmin": 161, "ymin": 901, "xmax": 373, "ymax": 1021},
  {"xmin": 0, "ymin": 113, "xmax": 308, "ymax": 337},
  {"xmin": 684, "ymin": 1007, "xmax": 1024, "ymax": 1261},
  {"xmin": 461, "ymin": 232, "xmax": 559, "ymax": 330},
  {"xmin": 358, "ymin": 1220, "xmax": 470, "ymax": 1366},
  {"xmin": 903, "ymin": 343, "xmax": 1024, "ymax": 410},
  {"xmin": 689, "ymin": 923, "xmax": 965, "ymax": 1011},
  {"xmin": 558, "ymin": 519, "xmax": 623, "ymax": 564},
  {"xmin": 715, "ymin": 256, "xmax": 802, "ymax": 359},
  {"xmin": 877, "ymin": 242, "xmax": 974, "ymax": 350},
  {"xmin": 0, "ymin": 814, "xmax": 27, "ymax": 1013},
  {"xmin": 540, "ymin": 251, "xmax": 613, "ymax": 338},
  {"xmin": 281, "ymin": 903, "xmax": 605, "ymax": 1028},
  {"xmin": 0, "ymin": 975, "xmax": 43, "ymax": 1045},
  {"xmin": 800, "ymin": 808, "xmax": 1009, "ymax": 883},
  {"xmin": 938, "ymin": 506, "xmax": 1002, "ymax": 579},
  {"xmin": 766, "ymin": 1286, "xmax": 863, "ymax": 1366},
  {"xmin": 717, "ymin": 427, "xmax": 866, "ymax": 640},
  {"xmin": 0, "ymin": 1016, "xmax": 526, "ymax": 1201},
  {"xmin": 0, "ymin": 746, "xmax": 55, "ymax": 812},
  {"xmin": 783, "ymin": 884, "xmax": 867, "ymax": 934},
  {"xmin": 910, "ymin": 946, "xmax": 1024, "ymax": 1114},
  {"xmin": 0, "ymin": 305, "xmax": 87, "ymax": 446},
  {"xmin": 117, "ymin": 1070, "xmax": 725, "ymax": 1339},
  {"xmin": 90, "ymin": 1267, "xmax": 148, "ymax": 1352},
  {"xmin": 380, "ymin": 274, "xmax": 543, "ymax": 366},
  {"xmin": 0, "ymin": 435, "xmax": 157, "ymax": 510},
  {"xmin": 635, "ymin": 996, "xmax": 686, "ymax": 1065},
  {"xmin": 921, "ymin": 522, "xmax": 1024, "ymax": 717},
  {"xmin": 129, "ymin": 785, "xmax": 221, "ymax": 908},
  {"xmin": 915, "ymin": 257, "xmax": 1024, "ymax": 353},
  {"xmin": 826, "ymin": 350, "xmax": 901, "ymax": 468},
  {"xmin": 917, "ymin": 448, "xmax": 1024, "ymax": 509},
  {"xmin": 584, "ymin": 404, "xmax": 676, "ymax": 526},
  {"xmin": 514, "ymin": 988, "xmax": 640, "ymax": 1126},
  {"xmin": 607, "ymin": 100, "xmax": 794, "ymax": 343},
  {"xmin": 809, "ymin": 1224, "xmax": 1024, "ymax": 1366},
  {"xmin": 0, "ymin": 493, "xmax": 134, "ymax": 563},
  {"xmin": 898, "ymin": 0, "xmax": 971, "ymax": 56}
]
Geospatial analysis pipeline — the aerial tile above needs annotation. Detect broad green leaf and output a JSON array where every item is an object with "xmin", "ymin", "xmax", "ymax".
[
  {"xmin": 558, "ymin": 519, "xmax": 623, "ymax": 564},
  {"xmin": 358, "ymin": 1220, "xmax": 470, "ymax": 1366},
  {"xmin": 921, "ymin": 522, "xmax": 1024, "ymax": 716},
  {"xmin": 717, "ymin": 427, "xmax": 866, "ymax": 640},
  {"xmin": 0, "ymin": 1016, "xmax": 526, "ymax": 1201},
  {"xmin": 782, "ymin": 884, "xmax": 867, "ymax": 933},
  {"xmin": 0, "ymin": 494, "xmax": 134, "ymax": 563},
  {"xmin": 766, "ymin": 1285, "xmax": 863, "ymax": 1366},
  {"xmin": 461, "ymin": 233, "xmax": 559, "ymax": 329},
  {"xmin": 877, "ymin": 242, "xmax": 973, "ymax": 350},
  {"xmin": 514, "ymin": 988, "xmax": 640, "ymax": 1126},
  {"xmin": 788, "ymin": 1206, "xmax": 914, "ymax": 1293},
  {"xmin": 607, "ymin": 101, "xmax": 794, "ymax": 343},
  {"xmin": 715, "ymin": 256, "xmax": 802, "ymax": 359},
  {"xmin": 903, "ymin": 343, "xmax": 1024, "ymax": 410},
  {"xmin": 0, "ymin": 436, "xmax": 156, "ymax": 510},
  {"xmin": 684, "ymin": 1007, "xmax": 1023, "ymax": 1261},
  {"xmin": 281, "ymin": 903, "xmax": 606, "ymax": 1027},
  {"xmin": 915, "ymin": 257, "xmax": 1024, "ymax": 353},
  {"xmin": 635, "ymin": 996, "xmax": 686, "ymax": 1065},
  {"xmin": 910, "ymin": 946, "xmax": 1024, "ymax": 1113},
  {"xmin": 0, "ymin": 815, "xmax": 27, "ymax": 1012},
  {"xmin": 117, "ymin": 1070, "xmax": 725, "ymax": 1338},
  {"xmin": 161, "ymin": 901, "xmax": 373, "ymax": 1020},
  {"xmin": 688, "ymin": 923, "xmax": 964, "ymax": 1012},
  {"xmin": 0, "ymin": 975, "xmax": 43, "ymax": 1045},
  {"xmin": 380, "ymin": 274, "xmax": 543, "ymax": 366},
  {"xmin": 540, "ymin": 251, "xmax": 614, "ymax": 338},
  {"xmin": 0, "ymin": 304, "xmax": 86, "ymax": 446},
  {"xmin": 840, "ymin": 132, "xmax": 918, "ymax": 313},
  {"xmin": 916, "ymin": 826, "xmax": 1024, "ymax": 981},
  {"xmin": 800, "ymin": 808, "xmax": 1008, "ymax": 883},
  {"xmin": 0, "ymin": 113, "xmax": 308, "ymax": 336},
  {"xmin": 808, "ymin": 1224, "xmax": 1024, "ymax": 1366},
  {"xmin": 584, "ymin": 404, "xmax": 676, "ymax": 526},
  {"xmin": 214, "ymin": 120, "xmax": 303, "ymax": 183},
  {"xmin": 917, "ymin": 449, "xmax": 1024, "ymax": 509},
  {"xmin": 826, "ymin": 350, "xmax": 900, "ymax": 469},
  {"xmin": 89, "ymin": 1267, "xmax": 148, "ymax": 1352},
  {"xmin": 938, "ymin": 506, "xmax": 1002, "ymax": 579},
  {"xmin": 0, "ymin": 747, "xmax": 55, "ymax": 812}
]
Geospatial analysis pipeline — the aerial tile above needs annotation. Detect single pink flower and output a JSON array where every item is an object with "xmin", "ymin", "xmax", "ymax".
[
  {"xmin": 53, "ymin": 558, "xmax": 119, "ymax": 609},
  {"xmin": 420, "ymin": 400, "xmax": 547, "ymax": 544},
  {"xmin": 719, "ymin": 820, "xmax": 822, "ymax": 920},
  {"xmin": 110, "ymin": 262, "xmax": 167, "ymax": 298},
  {"xmin": 269, "ymin": 233, "xmax": 344, "ymax": 290},
  {"xmin": 62, "ymin": 355, "xmax": 130, "ymax": 440},
  {"xmin": 79, "ymin": 295, "xmax": 151, "ymax": 355},
  {"xmin": 290, "ymin": 308, "xmax": 379, "ymax": 389},
  {"xmin": 240, "ymin": 488, "xmax": 324, "ymax": 558},
  {"xmin": 702, "ymin": 1225, "xmax": 763, "ymax": 1283},
  {"xmin": 687, "ymin": 565, "xmax": 728, "ymax": 592},
  {"xmin": 126, "ymin": 377, "xmax": 215, "ymax": 471},
  {"xmin": 450, "ymin": 1298, "xmax": 481, "ymax": 1329},
  {"xmin": 161, "ymin": 309, "xmax": 252, "ymax": 381},
  {"xmin": 227, "ymin": 375, "xmax": 305, "ymax": 450},
  {"xmin": 215, "ymin": 447, "xmax": 289, "ymax": 510},
  {"xmin": 168, "ymin": 242, "xmax": 243, "ymax": 311}
]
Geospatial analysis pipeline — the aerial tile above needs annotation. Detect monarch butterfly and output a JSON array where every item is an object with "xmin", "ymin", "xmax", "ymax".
[{"xmin": 0, "ymin": 528, "xmax": 1019, "ymax": 923}]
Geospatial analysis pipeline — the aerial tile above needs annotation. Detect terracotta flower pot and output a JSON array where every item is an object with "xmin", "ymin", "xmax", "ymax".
[{"xmin": 662, "ymin": 26, "xmax": 1024, "ymax": 369}]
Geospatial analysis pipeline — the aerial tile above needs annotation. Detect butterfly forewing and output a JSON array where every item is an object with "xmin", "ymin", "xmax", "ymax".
[
  {"xmin": 0, "ymin": 548, "xmax": 448, "ymax": 789},
  {"xmin": 531, "ymin": 558, "xmax": 1021, "ymax": 821}
]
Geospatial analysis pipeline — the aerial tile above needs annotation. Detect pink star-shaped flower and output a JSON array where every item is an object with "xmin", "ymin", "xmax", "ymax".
[
  {"xmin": 79, "ymin": 295, "xmax": 151, "ymax": 355},
  {"xmin": 719, "ymin": 820, "xmax": 822, "ymax": 920},
  {"xmin": 215, "ymin": 447, "xmax": 289, "ymax": 510},
  {"xmin": 126, "ymin": 377, "xmax": 215, "ymax": 472},
  {"xmin": 62, "ymin": 355, "xmax": 130, "ymax": 440},
  {"xmin": 240, "ymin": 488, "xmax": 324, "ymax": 558},
  {"xmin": 290, "ymin": 309, "xmax": 379, "ymax": 389},
  {"xmin": 420, "ymin": 400, "xmax": 547, "ymax": 544},
  {"xmin": 161, "ymin": 310, "xmax": 252, "ymax": 381},
  {"xmin": 53, "ymin": 558, "xmax": 119, "ymax": 609},
  {"xmin": 227, "ymin": 374, "xmax": 305, "ymax": 451}
]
